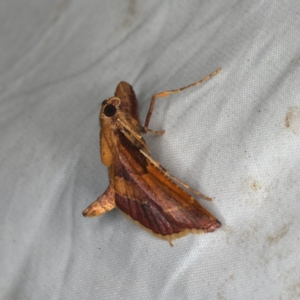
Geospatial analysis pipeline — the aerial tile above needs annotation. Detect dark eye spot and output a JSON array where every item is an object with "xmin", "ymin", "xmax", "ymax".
[
  {"xmin": 102, "ymin": 100, "xmax": 107, "ymax": 105},
  {"xmin": 104, "ymin": 104, "xmax": 117, "ymax": 117}
]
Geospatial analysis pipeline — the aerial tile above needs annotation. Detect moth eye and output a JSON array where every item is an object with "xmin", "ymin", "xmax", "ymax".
[{"xmin": 104, "ymin": 104, "xmax": 117, "ymax": 117}]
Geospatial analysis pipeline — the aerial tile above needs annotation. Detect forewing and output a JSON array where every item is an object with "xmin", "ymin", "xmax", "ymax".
[
  {"xmin": 113, "ymin": 131, "xmax": 220, "ymax": 238},
  {"xmin": 115, "ymin": 82, "xmax": 141, "ymax": 123}
]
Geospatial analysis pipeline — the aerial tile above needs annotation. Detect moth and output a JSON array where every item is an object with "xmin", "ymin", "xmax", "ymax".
[{"xmin": 83, "ymin": 68, "xmax": 221, "ymax": 245}]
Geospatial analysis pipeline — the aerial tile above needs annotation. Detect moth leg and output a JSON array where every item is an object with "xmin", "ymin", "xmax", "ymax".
[
  {"xmin": 82, "ymin": 185, "xmax": 116, "ymax": 217},
  {"xmin": 138, "ymin": 122, "xmax": 165, "ymax": 135},
  {"xmin": 143, "ymin": 68, "xmax": 221, "ymax": 133},
  {"xmin": 147, "ymin": 128, "xmax": 165, "ymax": 135}
]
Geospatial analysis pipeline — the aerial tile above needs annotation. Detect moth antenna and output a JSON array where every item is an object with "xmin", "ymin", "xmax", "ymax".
[
  {"xmin": 117, "ymin": 118, "xmax": 152, "ymax": 156},
  {"xmin": 140, "ymin": 149, "xmax": 213, "ymax": 201}
]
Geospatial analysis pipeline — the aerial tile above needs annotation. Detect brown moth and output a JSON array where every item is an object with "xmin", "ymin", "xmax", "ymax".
[{"xmin": 83, "ymin": 68, "xmax": 221, "ymax": 245}]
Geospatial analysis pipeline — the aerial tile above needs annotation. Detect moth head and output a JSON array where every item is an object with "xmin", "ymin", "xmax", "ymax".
[{"xmin": 101, "ymin": 97, "xmax": 121, "ymax": 119}]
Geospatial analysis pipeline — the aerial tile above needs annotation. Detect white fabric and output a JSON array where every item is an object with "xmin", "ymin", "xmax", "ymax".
[{"xmin": 1, "ymin": 1, "xmax": 300, "ymax": 299}]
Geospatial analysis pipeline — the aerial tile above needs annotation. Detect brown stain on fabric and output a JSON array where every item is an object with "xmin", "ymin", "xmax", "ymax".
[
  {"xmin": 267, "ymin": 223, "xmax": 291, "ymax": 245},
  {"xmin": 123, "ymin": 0, "xmax": 137, "ymax": 27},
  {"xmin": 250, "ymin": 180, "xmax": 262, "ymax": 191},
  {"xmin": 285, "ymin": 106, "xmax": 300, "ymax": 135}
]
